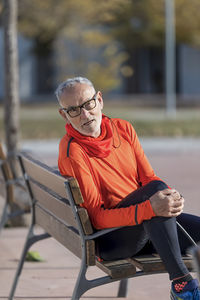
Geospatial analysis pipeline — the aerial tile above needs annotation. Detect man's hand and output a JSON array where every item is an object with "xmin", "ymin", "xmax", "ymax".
[{"xmin": 150, "ymin": 188, "xmax": 184, "ymax": 217}]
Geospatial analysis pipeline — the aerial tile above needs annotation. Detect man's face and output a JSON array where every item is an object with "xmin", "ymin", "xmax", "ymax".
[{"xmin": 59, "ymin": 83, "xmax": 103, "ymax": 138}]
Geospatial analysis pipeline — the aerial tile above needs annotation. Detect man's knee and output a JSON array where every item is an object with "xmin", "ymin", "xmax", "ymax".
[{"xmin": 139, "ymin": 180, "xmax": 168, "ymax": 200}]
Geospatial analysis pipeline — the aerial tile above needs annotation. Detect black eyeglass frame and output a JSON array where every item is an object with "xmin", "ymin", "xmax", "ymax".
[{"xmin": 61, "ymin": 92, "xmax": 98, "ymax": 118}]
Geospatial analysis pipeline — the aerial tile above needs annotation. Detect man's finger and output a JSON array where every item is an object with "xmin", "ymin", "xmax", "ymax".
[
  {"xmin": 161, "ymin": 188, "xmax": 175, "ymax": 195},
  {"xmin": 171, "ymin": 208, "xmax": 183, "ymax": 216}
]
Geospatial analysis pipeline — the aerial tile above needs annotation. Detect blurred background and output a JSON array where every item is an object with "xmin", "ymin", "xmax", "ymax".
[{"xmin": 0, "ymin": 0, "xmax": 200, "ymax": 143}]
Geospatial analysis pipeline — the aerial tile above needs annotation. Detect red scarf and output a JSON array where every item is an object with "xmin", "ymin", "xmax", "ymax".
[{"xmin": 65, "ymin": 115, "xmax": 113, "ymax": 158}]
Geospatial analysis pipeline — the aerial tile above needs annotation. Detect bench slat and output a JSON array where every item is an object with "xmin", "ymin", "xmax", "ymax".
[
  {"xmin": 129, "ymin": 256, "xmax": 165, "ymax": 272},
  {"xmin": 68, "ymin": 178, "xmax": 84, "ymax": 205},
  {"xmin": 20, "ymin": 155, "xmax": 68, "ymax": 199},
  {"xmin": 96, "ymin": 259, "xmax": 136, "ymax": 279},
  {"xmin": 128, "ymin": 255, "xmax": 193, "ymax": 273},
  {"xmin": 77, "ymin": 207, "xmax": 94, "ymax": 235},
  {"xmin": 30, "ymin": 181, "xmax": 78, "ymax": 229},
  {"xmin": 97, "ymin": 254, "xmax": 193, "ymax": 279},
  {"xmin": 67, "ymin": 178, "xmax": 94, "ymax": 235}
]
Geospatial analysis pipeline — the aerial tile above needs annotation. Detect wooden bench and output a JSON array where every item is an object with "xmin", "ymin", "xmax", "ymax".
[
  {"xmin": 9, "ymin": 152, "xmax": 194, "ymax": 300},
  {"xmin": 0, "ymin": 143, "xmax": 29, "ymax": 232}
]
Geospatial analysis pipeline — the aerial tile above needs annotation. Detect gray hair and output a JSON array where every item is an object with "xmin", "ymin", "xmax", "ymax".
[{"xmin": 55, "ymin": 77, "xmax": 95, "ymax": 103}]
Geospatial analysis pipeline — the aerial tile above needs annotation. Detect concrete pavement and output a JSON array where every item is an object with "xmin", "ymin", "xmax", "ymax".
[{"xmin": 0, "ymin": 138, "xmax": 200, "ymax": 299}]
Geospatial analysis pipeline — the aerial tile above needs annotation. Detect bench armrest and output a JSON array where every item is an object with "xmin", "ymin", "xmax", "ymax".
[{"xmin": 84, "ymin": 226, "xmax": 122, "ymax": 240}]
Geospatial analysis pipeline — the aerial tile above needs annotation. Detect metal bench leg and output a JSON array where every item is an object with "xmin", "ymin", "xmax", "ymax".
[
  {"xmin": 72, "ymin": 256, "xmax": 121, "ymax": 300},
  {"xmin": 71, "ymin": 259, "xmax": 89, "ymax": 300},
  {"xmin": 117, "ymin": 278, "xmax": 128, "ymax": 297},
  {"xmin": 9, "ymin": 224, "xmax": 50, "ymax": 300}
]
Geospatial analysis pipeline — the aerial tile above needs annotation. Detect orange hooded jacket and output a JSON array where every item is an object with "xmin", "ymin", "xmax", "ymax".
[{"xmin": 58, "ymin": 118, "xmax": 161, "ymax": 229}]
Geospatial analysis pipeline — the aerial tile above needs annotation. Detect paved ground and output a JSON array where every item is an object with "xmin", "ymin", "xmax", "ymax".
[{"xmin": 0, "ymin": 138, "xmax": 200, "ymax": 299}]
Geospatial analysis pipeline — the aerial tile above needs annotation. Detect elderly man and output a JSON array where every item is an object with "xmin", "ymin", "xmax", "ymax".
[{"xmin": 55, "ymin": 77, "xmax": 200, "ymax": 300}]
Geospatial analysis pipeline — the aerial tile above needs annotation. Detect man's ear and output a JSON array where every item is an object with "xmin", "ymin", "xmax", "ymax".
[
  {"xmin": 98, "ymin": 91, "xmax": 104, "ymax": 110},
  {"xmin": 59, "ymin": 109, "xmax": 70, "ymax": 123}
]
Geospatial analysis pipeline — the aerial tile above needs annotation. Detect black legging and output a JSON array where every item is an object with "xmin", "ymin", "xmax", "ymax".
[{"xmin": 96, "ymin": 180, "xmax": 200, "ymax": 280}]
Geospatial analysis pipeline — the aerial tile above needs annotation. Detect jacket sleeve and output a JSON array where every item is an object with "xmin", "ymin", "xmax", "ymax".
[
  {"xmin": 130, "ymin": 126, "xmax": 162, "ymax": 186},
  {"xmin": 58, "ymin": 144, "xmax": 156, "ymax": 230}
]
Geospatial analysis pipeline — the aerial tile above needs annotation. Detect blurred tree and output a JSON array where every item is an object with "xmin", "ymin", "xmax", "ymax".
[
  {"xmin": 1, "ymin": 0, "xmax": 200, "ymax": 93},
  {"xmin": 54, "ymin": 23, "xmax": 129, "ymax": 92},
  {"xmin": 97, "ymin": 0, "xmax": 200, "ymax": 48},
  {"xmin": 175, "ymin": 0, "xmax": 200, "ymax": 46},
  {"xmin": 95, "ymin": 0, "xmax": 200, "ymax": 92},
  {"xmin": 3, "ymin": 0, "xmax": 20, "ymax": 172},
  {"xmin": 3, "ymin": 0, "xmax": 28, "ymax": 227},
  {"xmin": 16, "ymin": 0, "xmax": 129, "ymax": 92}
]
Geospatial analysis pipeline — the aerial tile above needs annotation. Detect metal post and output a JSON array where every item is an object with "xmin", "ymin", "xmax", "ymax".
[{"xmin": 165, "ymin": 0, "xmax": 176, "ymax": 117}]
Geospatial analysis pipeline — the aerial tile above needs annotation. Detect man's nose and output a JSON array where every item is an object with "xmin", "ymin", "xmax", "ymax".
[{"xmin": 80, "ymin": 107, "xmax": 90, "ymax": 117}]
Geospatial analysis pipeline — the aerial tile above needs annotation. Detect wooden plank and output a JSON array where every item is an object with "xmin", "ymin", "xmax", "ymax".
[
  {"xmin": 68, "ymin": 177, "xmax": 84, "ymax": 204},
  {"xmin": 129, "ymin": 255, "xmax": 193, "ymax": 273},
  {"xmin": 86, "ymin": 240, "xmax": 96, "ymax": 266},
  {"xmin": 97, "ymin": 254, "xmax": 193, "ymax": 279},
  {"xmin": 20, "ymin": 154, "xmax": 69, "ymax": 199},
  {"xmin": 96, "ymin": 259, "xmax": 136, "ymax": 279},
  {"xmin": 67, "ymin": 177, "xmax": 94, "ymax": 235},
  {"xmin": 129, "ymin": 256, "xmax": 165, "ymax": 272},
  {"xmin": 30, "ymin": 181, "xmax": 78, "ymax": 228},
  {"xmin": 35, "ymin": 204, "xmax": 82, "ymax": 259},
  {"xmin": 77, "ymin": 207, "xmax": 94, "ymax": 235}
]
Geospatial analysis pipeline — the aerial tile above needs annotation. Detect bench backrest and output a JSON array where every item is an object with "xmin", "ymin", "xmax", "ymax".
[{"xmin": 18, "ymin": 152, "xmax": 95, "ymax": 265}]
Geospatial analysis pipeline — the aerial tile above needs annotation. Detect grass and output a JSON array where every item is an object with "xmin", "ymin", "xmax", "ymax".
[{"xmin": 1, "ymin": 102, "xmax": 200, "ymax": 139}]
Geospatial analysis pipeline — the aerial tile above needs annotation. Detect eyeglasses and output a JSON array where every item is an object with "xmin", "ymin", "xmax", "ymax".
[{"xmin": 61, "ymin": 93, "xmax": 97, "ymax": 118}]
